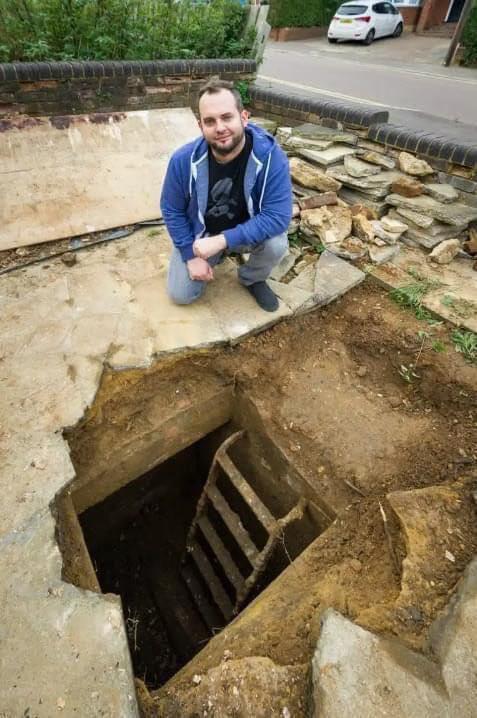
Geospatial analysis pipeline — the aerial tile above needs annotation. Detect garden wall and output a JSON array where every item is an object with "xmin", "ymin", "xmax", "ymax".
[{"xmin": 0, "ymin": 59, "xmax": 256, "ymax": 118}]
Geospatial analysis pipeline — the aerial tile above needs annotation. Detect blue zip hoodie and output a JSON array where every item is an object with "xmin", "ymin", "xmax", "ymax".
[{"xmin": 160, "ymin": 122, "xmax": 292, "ymax": 262}]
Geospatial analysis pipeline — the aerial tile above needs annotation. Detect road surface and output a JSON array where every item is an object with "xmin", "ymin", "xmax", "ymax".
[{"xmin": 259, "ymin": 34, "xmax": 477, "ymax": 140}]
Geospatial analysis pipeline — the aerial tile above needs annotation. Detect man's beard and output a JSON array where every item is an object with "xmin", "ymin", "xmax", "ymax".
[{"xmin": 209, "ymin": 127, "xmax": 245, "ymax": 157}]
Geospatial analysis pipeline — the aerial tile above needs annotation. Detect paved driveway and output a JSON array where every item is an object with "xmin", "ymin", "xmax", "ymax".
[{"xmin": 259, "ymin": 33, "xmax": 477, "ymax": 135}]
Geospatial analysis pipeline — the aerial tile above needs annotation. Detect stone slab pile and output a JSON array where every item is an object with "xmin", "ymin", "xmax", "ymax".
[{"xmin": 269, "ymin": 120, "xmax": 477, "ymax": 270}]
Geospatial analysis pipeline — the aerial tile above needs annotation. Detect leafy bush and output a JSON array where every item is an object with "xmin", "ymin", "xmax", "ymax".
[
  {"xmin": 462, "ymin": 4, "xmax": 477, "ymax": 67},
  {"xmin": 0, "ymin": 0, "xmax": 255, "ymax": 62},
  {"xmin": 269, "ymin": 0, "xmax": 341, "ymax": 28}
]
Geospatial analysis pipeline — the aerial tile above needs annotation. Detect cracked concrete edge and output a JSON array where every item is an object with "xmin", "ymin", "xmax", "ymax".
[
  {"xmin": 312, "ymin": 609, "xmax": 448, "ymax": 718},
  {"xmin": 313, "ymin": 553, "xmax": 477, "ymax": 718},
  {"xmin": 0, "ymin": 506, "xmax": 140, "ymax": 717}
]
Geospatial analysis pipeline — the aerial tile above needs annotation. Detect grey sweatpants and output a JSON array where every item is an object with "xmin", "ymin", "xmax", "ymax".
[{"xmin": 167, "ymin": 233, "xmax": 288, "ymax": 305}]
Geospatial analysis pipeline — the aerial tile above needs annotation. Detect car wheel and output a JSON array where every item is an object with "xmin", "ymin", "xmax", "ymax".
[
  {"xmin": 363, "ymin": 29, "xmax": 375, "ymax": 45},
  {"xmin": 392, "ymin": 22, "xmax": 403, "ymax": 37},
  {"xmin": 328, "ymin": 37, "xmax": 338, "ymax": 43}
]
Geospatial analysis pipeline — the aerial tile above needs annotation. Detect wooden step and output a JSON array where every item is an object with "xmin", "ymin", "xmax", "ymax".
[
  {"xmin": 198, "ymin": 515, "xmax": 245, "ymax": 594},
  {"xmin": 207, "ymin": 484, "xmax": 260, "ymax": 566},
  {"xmin": 217, "ymin": 453, "xmax": 275, "ymax": 532}
]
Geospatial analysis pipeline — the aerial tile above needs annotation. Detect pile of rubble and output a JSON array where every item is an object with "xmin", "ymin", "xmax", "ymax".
[{"xmin": 255, "ymin": 119, "xmax": 477, "ymax": 273}]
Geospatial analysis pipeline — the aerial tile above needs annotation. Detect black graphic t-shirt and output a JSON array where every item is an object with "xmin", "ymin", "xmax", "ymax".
[{"xmin": 204, "ymin": 132, "xmax": 252, "ymax": 236}]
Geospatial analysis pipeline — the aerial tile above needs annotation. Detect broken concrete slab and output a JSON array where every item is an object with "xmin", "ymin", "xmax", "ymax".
[
  {"xmin": 0, "ymin": 509, "xmax": 139, "ymax": 717},
  {"xmin": 205, "ymin": 259, "xmax": 292, "ymax": 344},
  {"xmin": 290, "ymin": 157, "xmax": 342, "ymax": 193},
  {"xmin": 398, "ymin": 151, "xmax": 434, "ymax": 177},
  {"xmin": 430, "ymin": 557, "xmax": 477, "ymax": 716},
  {"xmin": 424, "ymin": 183, "xmax": 459, "ymax": 204},
  {"xmin": 269, "ymin": 249, "xmax": 300, "ymax": 281},
  {"xmin": 369, "ymin": 244, "xmax": 400, "ymax": 265},
  {"xmin": 338, "ymin": 187, "xmax": 389, "ymax": 217},
  {"xmin": 313, "ymin": 250, "xmax": 365, "ymax": 305},
  {"xmin": 328, "ymin": 168, "xmax": 405, "ymax": 198},
  {"xmin": 405, "ymin": 225, "xmax": 466, "ymax": 249},
  {"xmin": 291, "ymin": 123, "xmax": 358, "ymax": 145},
  {"xmin": 386, "ymin": 194, "xmax": 477, "ymax": 227},
  {"xmin": 312, "ymin": 609, "xmax": 449, "ymax": 718},
  {"xmin": 367, "ymin": 244, "xmax": 477, "ymax": 332},
  {"xmin": 325, "ymin": 236, "xmax": 367, "ymax": 261},
  {"xmin": 249, "ymin": 117, "xmax": 277, "ymax": 134},
  {"xmin": 297, "ymin": 145, "xmax": 357, "ymax": 168},
  {"xmin": 344, "ymin": 155, "xmax": 381, "ymax": 178},
  {"xmin": 0, "ymin": 108, "xmax": 199, "ymax": 251},
  {"xmin": 268, "ymin": 278, "xmax": 316, "ymax": 313},
  {"xmin": 429, "ymin": 238, "xmax": 461, "ymax": 264},
  {"xmin": 285, "ymin": 135, "xmax": 335, "ymax": 151},
  {"xmin": 359, "ymin": 150, "xmax": 396, "ymax": 170},
  {"xmin": 390, "ymin": 207, "xmax": 434, "ymax": 229},
  {"xmin": 298, "ymin": 192, "xmax": 338, "ymax": 210},
  {"xmin": 301, "ymin": 205, "xmax": 352, "ymax": 244},
  {"xmin": 289, "ymin": 263, "xmax": 316, "ymax": 293}
]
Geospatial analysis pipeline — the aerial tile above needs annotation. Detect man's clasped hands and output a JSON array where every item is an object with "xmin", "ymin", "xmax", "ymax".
[{"xmin": 186, "ymin": 234, "xmax": 227, "ymax": 281}]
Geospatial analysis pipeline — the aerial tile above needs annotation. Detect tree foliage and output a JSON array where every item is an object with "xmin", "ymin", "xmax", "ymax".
[
  {"xmin": 0, "ymin": 0, "xmax": 255, "ymax": 62},
  {"xmin": 462, "ymin": 4, "xmax": 477, "ymax": 67}
]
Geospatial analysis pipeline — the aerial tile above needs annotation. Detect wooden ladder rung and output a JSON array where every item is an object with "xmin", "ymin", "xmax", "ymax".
[
  {"xmin": 198, "ymin": 515, "xmax": 245, "ymax": 595},
  {"xmin": 180, "ymin": 563, "xmax": 223, "ymax": 634},
  {"xmin": 218, "ymin": 453, "xmax": 275, "ymax": 532},
  {"xmin": 189, "ymin": 540, "xmax": 234, "ymax": 621},
  {"xmin": 207, "ymin": 484, "xmax": 260, "ymax": 567}
]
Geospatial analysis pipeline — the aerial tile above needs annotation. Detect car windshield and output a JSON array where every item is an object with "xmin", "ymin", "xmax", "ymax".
[{"xmin": 337, "ymin": 4, "xmax": 368, "ymax": 14}]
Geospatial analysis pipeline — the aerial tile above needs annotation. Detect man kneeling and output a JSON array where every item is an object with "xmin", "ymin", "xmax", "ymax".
[{"xmin": 160, "ymin": 78, "xmax": 292, "ymax": 312}]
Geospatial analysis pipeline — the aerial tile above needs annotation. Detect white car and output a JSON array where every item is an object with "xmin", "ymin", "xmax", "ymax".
[{"xmin": 328, "ymin": 1, "xmax": 404, "ymax": 45}]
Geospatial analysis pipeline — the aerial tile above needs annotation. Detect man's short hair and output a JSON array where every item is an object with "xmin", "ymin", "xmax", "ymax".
[{"xmin": 198, "ymin": 78, "xmax": 244, "ymax": 115}]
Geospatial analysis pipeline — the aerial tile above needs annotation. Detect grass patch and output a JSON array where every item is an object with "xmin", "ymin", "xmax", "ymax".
[
  {"xmin": 390, "ymin": 281, "xmax": 437, "ymax": 321},
  {"xmin": 390, "ymin": 267, "xmax": 442, "ymax": 322},
  {"xmin": 451, "ymin": 330, "xmax": 477, "ymax": 364}
]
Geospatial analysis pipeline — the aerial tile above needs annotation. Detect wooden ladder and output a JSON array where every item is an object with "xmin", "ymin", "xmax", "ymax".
[{"xmin": 181, "ymin": 431, "xmax": 307, "ymax": 631}]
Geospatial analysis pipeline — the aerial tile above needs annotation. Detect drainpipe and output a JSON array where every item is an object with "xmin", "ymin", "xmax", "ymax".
[{"xmin": 444, "ymin": 0, "xmax": 474, "ymax": 66}]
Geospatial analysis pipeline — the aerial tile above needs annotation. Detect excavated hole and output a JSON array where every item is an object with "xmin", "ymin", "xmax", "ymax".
[
  {"xmin": 56, "ymin": 284, "xmax": 477, "ymax": 708},
  {"xmin": 58, "ymin": 387, "xmax": 330, "ymax": 691}
]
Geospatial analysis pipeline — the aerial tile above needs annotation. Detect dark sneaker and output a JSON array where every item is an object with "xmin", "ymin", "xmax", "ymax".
[{"xmin": 246, "ymin": 281, "xmax": 279, "ymax": 312}]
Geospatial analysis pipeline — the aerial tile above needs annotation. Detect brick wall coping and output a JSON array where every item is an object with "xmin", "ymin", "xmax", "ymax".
[
  {"xmin": 0, "ymin": 58, "xmax": 257, "ymax": 83},
  {"xmin": 250, "ymin": 84, "xmax": 389, "ymax": 128},
  {"xmin": 368, "ymin": 123, "xmax": 477, "ymax": 170},
  {"xmin": 250, "ymin": 85, "xmax": 477, "ymax": 171}
]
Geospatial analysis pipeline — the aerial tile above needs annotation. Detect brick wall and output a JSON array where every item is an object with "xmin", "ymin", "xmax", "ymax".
[
  {"xmin": 249, "ymin": 85, "xmax": 477, "ymax": 177},
  {"xmin": 0, "ymin": 60, "xmax": 256, "ymax": 118}
]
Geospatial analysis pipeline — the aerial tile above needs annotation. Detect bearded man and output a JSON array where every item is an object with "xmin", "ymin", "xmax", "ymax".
[{"xmin": 160, "ymin": 78, "xmax": 292, "ymax": 312}]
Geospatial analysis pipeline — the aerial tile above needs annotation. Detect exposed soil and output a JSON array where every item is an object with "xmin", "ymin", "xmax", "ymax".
[{"xmin": 63, "ymin": 280, "xmax": 477, "ymax": 715}]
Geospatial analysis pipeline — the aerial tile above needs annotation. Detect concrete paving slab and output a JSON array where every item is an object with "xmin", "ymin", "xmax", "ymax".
[
  {"xmin": 268, "ymin": 278, "xmax": 316, "ymax": 313},
  {"xmin": 431, "ymin": 558, "xmax": 477, "ymax": 715},
  {"xmin": 0, "ymin": 225, "xmax": 301, "ymax": 714},
  {"xmin": 368, "ymin": 245, "xmax": 477, "ymax": 332},
  {"xmin": 0, "ymin": 510, "xmax": 139, "ymax": 717},
  {"xmin": 312, "ymin": 609, "xmax": 449, "ymax": 718},
  {"xmin": 289, "ymin": 263, "xmax": 316, "ymax": 293},
  {"xmin": 0, "ymin": 108, "xmax": 199, "ymax": 251},
  {"xmin": 314, "ymin": 250, "xmax": 366, "ymax": 306},
  {"xmin": 205, "ymin": 259, "xmax": 292, "ymax": 343}
]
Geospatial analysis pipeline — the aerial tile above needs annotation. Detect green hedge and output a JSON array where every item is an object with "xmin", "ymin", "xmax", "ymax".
[
  {"xmin": 462, "ymin": 4, "xmax": 477, "ymax": 66},
  {"xmin": 269, "ymin": 0, "xmax": 341, "ymax": 28},
  {"xmin": 0, "ymin": 0, "xmax": 255, "ymax": 62}
]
